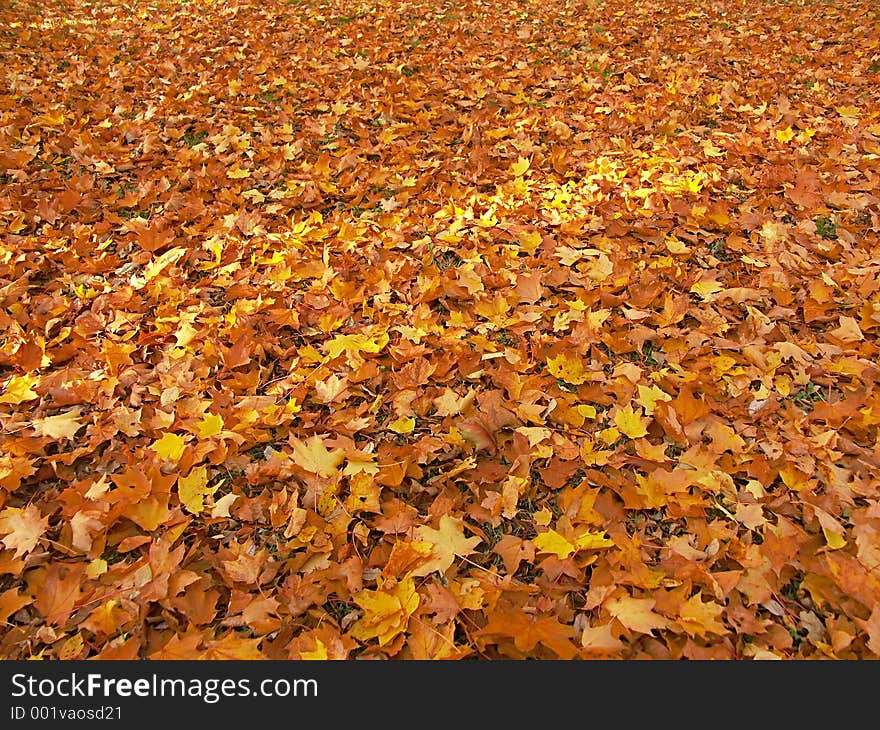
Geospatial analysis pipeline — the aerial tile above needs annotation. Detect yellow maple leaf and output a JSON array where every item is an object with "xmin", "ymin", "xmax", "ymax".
[
  {"xmin": 689, "ymin": 279, "xmax": 724, "ymax": 299},
  {"xmin": 177, "ymin": 466, "xmax": 216, "ymax": 515},
  {"xmin": 510, "ymin": 156, "xmax": 531, "ymax": 177},
  {"xmin": 152, "ymin": 432, "xmax": 186, "ymax": 462},
  {"xmin": 32, "ymin": 408, "xmax": 83, "ymax": 440},
  {"xmin": 534, "ymin": 529, "xmax": 576, "ymax": 559},
  {"xmin": 325, "ymin": 331, "xmax": 389, "ymax": 360},
  {"xmin": 517, "ymin": 230, "xmax": 542, "ymax": 253},
  {"xmin": 387, "ymin": 416, "xmax": 415, "ymax": 434},
  {"xmin": 226, "ymin": 166, "xmax": 251, "ymax": 179},
  {"xmin": 574, "ymin": 530, "xmax": 616, "ymax": 550},
  {"xmin": 351, "ymin": 576, "xmax": 420, "ymax": 646},
  {"xmin": 411, "ymin": 515, "xmax": 481, "ymax": 577},
  {"xmin": 143, "ymin": 247, "xmax": 186, "ymax": 282},
  {"xmin": 665, "ymin": 236, "xmax": 691, "ymax": 255},
  {"xmin": 636, "ymin": 384, "xmax": 672, "ymax": 415},
  {"xmin": 547, "ymin": 353, "xmax": 590, "ymax": 385},
  {"xmin": 678, "ymin": 592, "xmax": 728, "ymax": 637},
  {"xmin": 835, "ymin": 105, "xmax": 860, "ymax": 120},
  {"xmin": 614, "ymin": 405, "xmax": 649, "ymax": 439},
  {"xmin": 0, "ymin": 374, "xmax": 39, "ymax": 404},
  {"xmin": 775, "ymin": 126, "xmax": 795, "ymax": 143},
  {"xmin": 291, "ymin": 435, "xmax": 344, "ymax": 477},
  {"xmin": 515, "ymin": 426, "xmax": 552, "ymax": 447},
  {"xmin": 197, "ymin": 413, "xmax": 224, "ymax": 438},
  {"xmin": 0, "ymin": 505, "xmax": 48, "ymax": 558},
  {"xmin": 605, "ymin": 595, "xmax": 671, "ymax": 635}
]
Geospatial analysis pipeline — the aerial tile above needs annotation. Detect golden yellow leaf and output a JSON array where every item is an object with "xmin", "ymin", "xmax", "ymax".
[
  {"xmin": 614, "ymin": 405, "xmax": 649, "ymax": 439},
  {"xmin": 0, "ymin": 374, "xmax": 39, "ymax": 404},
  {"xmin": 412, "ymin": 515, "xmax": 481, "ymax": 577},
  {"xmin": 178, "ymin": 466, "xmax": 216, "ymax": 515},
  {"xmin": 605, "ymin": 595, "xmax": 671, "ymax": 635},
  {"xmin": 86, "ymin": 559, "xmax": 107, "ymax": 579},
  {"xmin": 197, "ymin": 413, "xmax": 224, "ymax": 438},
  {"xmin": 636, "ymin": 385, "xmax": 672, "ymax": 415},
  {"xmin": 677, "ymin": 592, "xmax": 728, "ymax": 637},
  {"xmin": 534, "ymin": 508, "xmax": 553, "ymax": 527},
  {"xmin": 325, "ymin": 331, "xmax": 389, "ymax": 360},
  {"xmin": 143, "ymin": 247, "xmax": 186, "ymax": 282},
  {"xmin": 689, "ymin": 279, "xmax": 724, "ymax": 299},
  {"xmin": 574, "ymin": 530, "xmax": 616, "ymax": 550},
  {"xmin": 152, "ymin": 432, "xmax": 187, "ymax": 462},
  {"xmin": 533, "ymin": 529, "xmax": 576, "ymax": 559},
  {"xmin": 547, "ymin": 352, "xmax": 590, "ymax": 385},
  {"xmin": 291, "ymin": 435, "xmax": 344, "ymax": 477},
  {"xmin": 510, "ymin": 156, "xmax": 531, "ymax": 177},
  {"xmin": 823, "ymin": 527, "xmax": 846, "ymax": 550},
  {"xmin": 351, "ymin": 576, "xmax": 420, "ymax": 646},
  {"xmin": 387, "ymin": 416, "xmax": 415, "ymax": 434}
]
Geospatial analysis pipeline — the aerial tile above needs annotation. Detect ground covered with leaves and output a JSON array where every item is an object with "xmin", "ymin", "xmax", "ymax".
[{"xmin": 0, "ymin": 0, "xmax": 879, "ymax": 660}]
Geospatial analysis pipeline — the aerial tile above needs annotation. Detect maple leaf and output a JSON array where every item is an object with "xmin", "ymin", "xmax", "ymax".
[
  {"xmin": 197, "ymin": 413, "xmax": 224, "ymax": 438},
  {"xmin": 605, "ymin": 595, "xmax": 672, "ymax": 635},
  {"xmin": 291, "ymin": 435, "xmax": 345, "ymax": 477},
  {"xmin": 689, "ymin": 278, "xmax": 724, "ymax": 300},
  {"xmin": 325, "ymin": 331, "xmax": 389, "ymax": 360},
  {"xmin": 0, "ymin": 374, "xmax": 39, "ymax": 404},
  {"xmin": 69, "ymin": 510, "xmax": 104, "ymax": 553},
  {"xmin": 0, "ymin": 505, "xmax": 49, "ymax": 558},
  {"xmin": 509, "ymin": 156, "xmax": 531, "ymax": 177},
  {"xmin": 178, "ymin": 466, "xmax": 217, "ymax": 515},
  {"xmin": 152, "ymin": 432, "xmax": 187, "ymax": 461},
  {"xmin": 533, "ymin": 529, "xmax": 576, "ymax": 559},
  {"xmin": 534, "ymin": 528, "xmax": 615, "ymax": 558},
  {"xmin": 546, "ymin": 352, "xmax": 591, "ymax": 385},
  {"xmin": 775, "ymin": 126, "xmax": 796, "ymax": 143},
  {"xmin": 411, "ymin": 516, "xmax": 481, "ymax": 577},
  {"xmin": 204, "ymin": 633, "xmax": 264, "ymax": 660},
  {"xmin": 614, "ymin": 405, "xmax": 650, "ymax": 439},
  {"xmin": 32, "ymin": 408, "xmax": 83, "ymax": 440},
  {"xmin": 636, "ymin": 384, "xmax": 672, "ymax": 415},
  {"xmin": 351, "ymin": 576, "xmax": 420, "ymax": 646},
  {"xmin": 382, "ymin": 539, "xmax": 433, "ymax": 578},
  {"xmin": 480, "ymin": 607, "xmax": 578, "ymax": 659},
  {"xmin": 493, "ymin": 535, "xmax": 535, "ymax": 573},
  {"xmin": 677, "ymin": 592, "xmax": 728, "ymax": 637},
  {"xmin": 30, "ymin": 564, "xmax": 82, "ymax": 626},
  {"xmin": 387, "ymin": 415, "xmax": 415, "ymax": 434},
  {"xmin": 432, "ymin": 388, "xmax": 474, "ymax": 417},
  {"xmin": 314, "ymin": 374, "xmax": 348, "ymax": 403}
]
